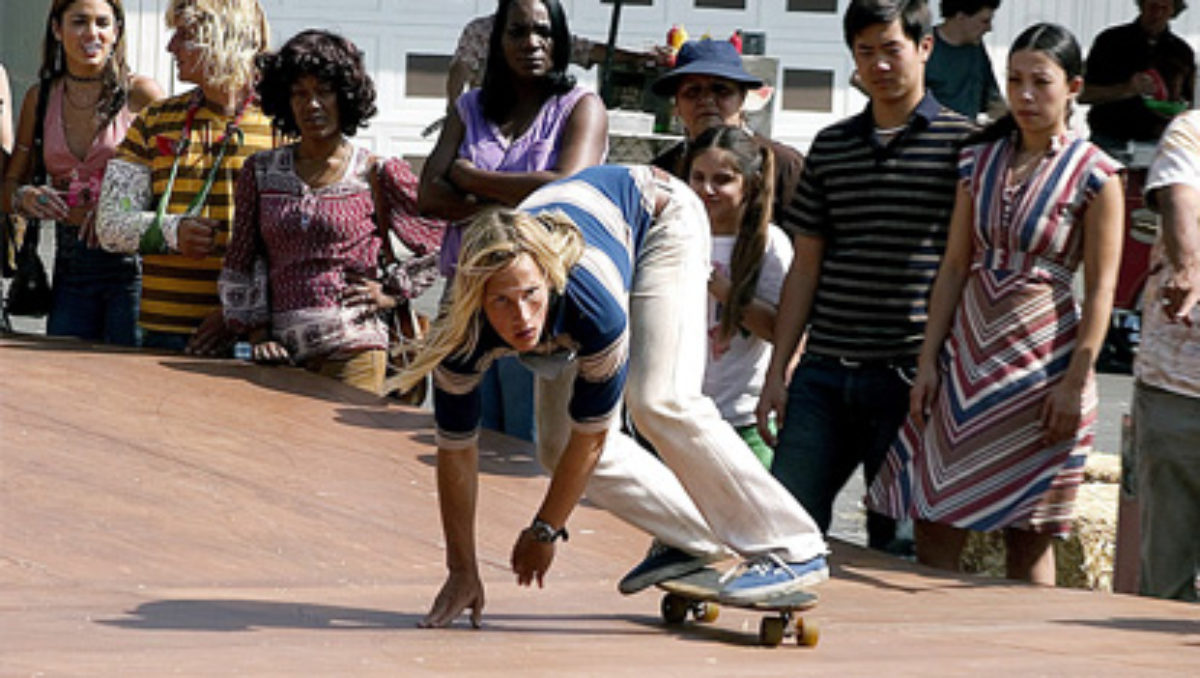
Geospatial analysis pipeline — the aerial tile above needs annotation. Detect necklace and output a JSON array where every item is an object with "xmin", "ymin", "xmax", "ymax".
[
  {"xmin": 63, "ymin": 79, "xmax": 101, "ymax": 110},
  {"xmin": 140, "ymin": 90, "xmax": 253, "ymax": 253},
  {"xmin": 295, "ymin": 140, "xmax": 350, "ymax": 188},
  {"xmin": 1009, "ymin": 149, "xmax": 1044, "ymax": 185},
  {"xmin": 65, "ymin": 71, "xmax": 103, "ymax": 83}
]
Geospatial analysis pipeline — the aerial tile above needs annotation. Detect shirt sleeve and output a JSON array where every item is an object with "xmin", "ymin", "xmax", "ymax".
[
  {"xmin": 781, "ymin": 154, "xmax": 829, "ymax": 239},
  {"xmin": 1083, "ymin": 29, "xmax": 1128, "ymax": 87},
  {"xmin": 218, "ymin": 153, "xmax": 269, "ymax": 332},
  {"xmin": 378, "ymin": 156, "xmax": 446, "ymax": 300},
  {"xmin": 432, "ymin": 351, "xmax": 490, "ymax": 450},
  {"xmin": 452, "ymin": 16, "xmax": 492, "ymax": 85},
  {"xmin": 97, "ymin": 110, "xmax": 182, "ymax": 254},
  {"xmin": 1146, "ymin": 113, "xmax": 1200, "ymax": 203},
  {"xmin": 768, "ymin": 138, "xmax": 805, "ymax": 227},
  {"xmin": 957, "ymin": 145, "xmax": 979, "ymax": 187},
  {"xmin": 980, "ymin": 47, "xmax": 1001, "ymax": 112},
  {"xmin": 561, "ymin": 268, "xmax": 630, "ymax": 434}
]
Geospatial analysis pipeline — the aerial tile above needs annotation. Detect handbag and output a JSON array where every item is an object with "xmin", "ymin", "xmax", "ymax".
[
  {"xmin": 5, "ymin": 218, "xmax": 52, "ymax": 317},
  {"xmin": 5, "ymin": 78, "xmax": 54, "ymax": 318},
  {"xmin": 368, "ymin": 162, "xmax": 432, "ymax": 405}
]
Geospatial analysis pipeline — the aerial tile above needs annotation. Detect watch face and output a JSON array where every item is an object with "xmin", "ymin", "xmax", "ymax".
[{"xmin": 531, "ymin": 521, "xmax": 558, "ymax": 542}]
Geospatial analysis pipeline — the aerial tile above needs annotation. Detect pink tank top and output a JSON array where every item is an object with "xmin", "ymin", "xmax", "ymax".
[{"xmin": 42, "ymin": 80, "xmax": 135, "ymax": 208}]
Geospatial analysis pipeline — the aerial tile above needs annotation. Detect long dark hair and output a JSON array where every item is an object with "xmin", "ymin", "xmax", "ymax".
[
  {"xmin": 480, "ymin": 0, "xmax": 575, "ymax": 123},
  {"xmin": 967, "ymin": 22, "xmax": 1083, "ymax": 146},
  {"xmin": 685, "ymin": 125, "xmax": 776, "ymax": 341},
  {"xmin": 40, "ymin": 0, "xmax": 130, "ymax": 123}
]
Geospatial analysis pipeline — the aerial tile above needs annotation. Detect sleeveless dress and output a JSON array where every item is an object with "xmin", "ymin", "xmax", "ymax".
[
  {"xmin": 42, "ymin": 80, "xmax": 140, "ymax": 344},
  {"xmin": 867, "ymin": 132, "xmax": 1121, "ymax": 536}
]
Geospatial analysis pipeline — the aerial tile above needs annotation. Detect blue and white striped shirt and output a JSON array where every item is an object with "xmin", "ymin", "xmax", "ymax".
[{"xmin": 434, "ymin": 165, "xmax": 657, "ymax": 449}]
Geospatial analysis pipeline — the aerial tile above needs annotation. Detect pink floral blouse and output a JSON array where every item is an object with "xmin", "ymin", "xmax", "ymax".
[{"xmin": 220, "ymin": 145, "xmax": 444, "ymax": 360}]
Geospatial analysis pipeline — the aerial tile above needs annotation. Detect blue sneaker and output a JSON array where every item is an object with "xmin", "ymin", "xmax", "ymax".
[
  {"xmin": 617, "ymin": 541, "xmax": 720, "ymax": 595},
  {"xmin": 716, "ymin": 553, "xmax": 828, "ymax": 604}
]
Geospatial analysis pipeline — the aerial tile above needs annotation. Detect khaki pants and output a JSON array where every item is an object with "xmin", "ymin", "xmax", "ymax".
[
  {"xmin": 534, "ymin": 180, "xmax": 824, "ymax": 562},
  {"xmin": 1134, "ymin": 381, "xmax": 1200, "ymax": 601},
  {"xmin": 305, "ymin": 349, "xmax": 387, "ymax": 396}
]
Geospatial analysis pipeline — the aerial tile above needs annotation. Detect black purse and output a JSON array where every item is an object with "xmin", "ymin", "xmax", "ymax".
[
  {"xmin": 4, "ymin": 78, "xmax": 53, "ymax": 318},
  {"xmin": 5, "ymin": 219, "xmax": 51, "ymax": 317}
]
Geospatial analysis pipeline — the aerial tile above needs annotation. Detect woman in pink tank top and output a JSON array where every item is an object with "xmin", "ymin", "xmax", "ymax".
[
  {"xmin": 418, "ymin": 0, "xmax": 608, "ymax": 442},
  {"xmin": 3, "ymin": 0, "xmax": 162, "ymax": 346}
]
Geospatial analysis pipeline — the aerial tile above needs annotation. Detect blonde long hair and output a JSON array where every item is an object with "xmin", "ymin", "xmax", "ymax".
[
  {"xmin": 166, "ymin": 0, "xmax": 269, "ymax": 94},
  {"xmin": 395, "ymin": 208, "xmax": 585, "ymax": 392}
]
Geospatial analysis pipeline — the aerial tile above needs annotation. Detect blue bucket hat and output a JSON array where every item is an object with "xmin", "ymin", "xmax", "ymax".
[{"xmin": 651, "ymin": 39, "xmax": 763, "ymax": 97}]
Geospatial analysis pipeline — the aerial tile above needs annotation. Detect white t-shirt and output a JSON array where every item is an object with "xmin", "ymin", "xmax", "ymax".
[
  {"xmin": 1140, "ymin": 111, "xmax": 1200, "ymax": 399},
  {"xmin": 703, "ymin": 225, "xmax": 794, "ymax": 426}
]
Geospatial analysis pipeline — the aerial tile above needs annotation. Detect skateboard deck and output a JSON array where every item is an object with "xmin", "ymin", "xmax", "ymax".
[{"xmin": 654, "ymin": 567, "xmax": 820, "ymax": 647}]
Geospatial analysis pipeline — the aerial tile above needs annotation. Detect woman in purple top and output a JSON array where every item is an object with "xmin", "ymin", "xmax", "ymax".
[{"xmin": 418, "ymin": 0, "xmax": 607, "ymax": 441}]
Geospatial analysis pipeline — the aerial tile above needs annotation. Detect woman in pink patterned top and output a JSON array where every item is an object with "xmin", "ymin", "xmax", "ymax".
[{"xmin": 220, "ymin": 30, "xmax": 444, "ymax": 394}]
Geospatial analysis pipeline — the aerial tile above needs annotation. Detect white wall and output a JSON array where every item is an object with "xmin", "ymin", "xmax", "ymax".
[{"xmin": 3, "ymin": 0, "xmax": 1200, "ymax": 158}]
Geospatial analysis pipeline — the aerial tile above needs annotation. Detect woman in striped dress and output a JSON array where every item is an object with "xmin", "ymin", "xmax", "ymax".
[{"xmin": 867, "ymin": 23, "xmax": 1124, "ymax": 585}]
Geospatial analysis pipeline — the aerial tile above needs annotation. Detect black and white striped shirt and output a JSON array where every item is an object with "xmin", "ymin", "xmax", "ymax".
[{"xmin": 783, "ymin": 93, "xmax": 974, "ymax": 360}]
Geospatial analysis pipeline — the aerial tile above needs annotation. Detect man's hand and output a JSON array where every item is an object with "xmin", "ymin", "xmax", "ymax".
[
  {"xmin": 177, "ymin": 216, "xmax": 222, "ymax": 259},
  {"xmin": 252, "ymin": 340, "xmax": 291, "ymax": 364},
  {"xmin": 510, "ymin": 529, "xmax": 556, "ymax": 588},
  {"xmin": 185, "ymin": 310, "xmax": 236, "ymax": 357},
  {"xmin": 755, "ymin": 371, "xmax": 788, "ymax": 447},
  {"xmin": 342, "ymin": 273, "xmax": 396, "ymax": 320},
  {"xmin": 1159, "ymin": 259, "xmax": 1200, "ymax": 325},
  {"xmin": 419, "ymin": 569, "xmax": 485, "ymax": 629}
]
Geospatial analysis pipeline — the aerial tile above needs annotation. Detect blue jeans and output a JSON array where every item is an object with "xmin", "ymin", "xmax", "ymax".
[
  {"xmin": 46, "ymin": 272, "xmax": 141, "ymax": 347},
  {"xmin": 771, "ymin": 354, "xmax": 915, "ymax": 549},
  {"xmin": 141, "ymin": 329, "xmax": 191, "ymax": 353}
]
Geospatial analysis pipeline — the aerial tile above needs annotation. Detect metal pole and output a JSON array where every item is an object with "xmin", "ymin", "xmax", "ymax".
[{"xmin": 599, "ymin": 0, "xmax": 624, "ymax": 107}]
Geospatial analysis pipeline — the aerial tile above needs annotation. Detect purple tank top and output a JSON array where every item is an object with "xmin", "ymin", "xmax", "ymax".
[
  {"xmin": 439, "ymin": 86, "xmax": 597, "ymax": 276},
  {"xmin": 456, "ymin": 86, "xmax": 591, "ymax": 173}
]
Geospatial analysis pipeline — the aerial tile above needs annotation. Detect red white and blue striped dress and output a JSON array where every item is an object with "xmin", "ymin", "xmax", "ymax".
[{"xmin": 867, "ymin": 132, "xmax": 1120, "ymax": 535}]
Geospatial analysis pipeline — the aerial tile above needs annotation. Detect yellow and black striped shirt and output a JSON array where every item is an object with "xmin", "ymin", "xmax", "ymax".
[{"xmin": 115, "ymin": 89, "xmax": 274, "ymax": 335}]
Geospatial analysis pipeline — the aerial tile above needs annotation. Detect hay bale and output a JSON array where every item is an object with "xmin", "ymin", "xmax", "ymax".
[
  {"xmin": 959, "ymin": 483, "xmax": 1119, "ymax": 591},
  {"xmin": 1084, "ymin": 454, "xmax": 1122, "ymax": 484}
]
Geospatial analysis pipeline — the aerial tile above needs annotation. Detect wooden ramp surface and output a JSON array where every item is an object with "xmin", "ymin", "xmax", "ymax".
[{"xmin": 2, "ymin": 336, "xmax": 1197, "ymax": 677}]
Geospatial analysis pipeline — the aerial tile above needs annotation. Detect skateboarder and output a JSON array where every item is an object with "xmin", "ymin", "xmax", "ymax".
[{"xmin": 398, "ymin": 165, "xmax": 828, "ymax": 628}]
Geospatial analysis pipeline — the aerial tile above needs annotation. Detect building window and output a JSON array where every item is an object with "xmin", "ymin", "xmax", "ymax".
[
  {"xmin": 695, "ymin": 0, "xmax": 745, "ymax": 8},
  {"xmin": 406, "ymin": 54, "xmax": 452, "ymax": 98},
  {"xmin": 781, "ymin": 68, "xmax": 833, "ymax": 112},
  {"xmin": 787, "ymin": 0, "xmax": 837, "ymax": 11}
]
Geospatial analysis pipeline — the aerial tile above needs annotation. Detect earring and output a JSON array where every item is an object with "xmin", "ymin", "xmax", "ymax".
[{"xmin": 54, "ymin": 42, "xmax": 63, "ymax": 73}]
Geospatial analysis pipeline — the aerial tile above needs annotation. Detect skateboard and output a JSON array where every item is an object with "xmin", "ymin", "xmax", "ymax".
[{"xmin": 655, "ymin": 567, "xmax": 819, "ymax": 647}]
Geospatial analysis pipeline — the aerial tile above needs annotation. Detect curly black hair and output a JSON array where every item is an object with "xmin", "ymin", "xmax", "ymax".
[{"xmin": 256, "ymin": 29, "xmax": 377, "ymax": 138}]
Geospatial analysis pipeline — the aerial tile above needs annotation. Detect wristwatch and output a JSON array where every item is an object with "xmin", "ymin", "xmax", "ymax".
[{"xmin": 529, "ymin": 518, "xmax": 569, "ymax": 543}]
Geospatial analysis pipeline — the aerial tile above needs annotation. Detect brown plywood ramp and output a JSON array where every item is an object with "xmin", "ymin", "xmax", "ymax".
[{"xmin": 1, "ymin": 336, "xmax": 1196, "ymax": 676}]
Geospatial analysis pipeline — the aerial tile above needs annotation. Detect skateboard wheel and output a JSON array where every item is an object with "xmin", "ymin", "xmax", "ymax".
[
  {"xmin": 694, "ymin": 602, "xmax": 719, "ymax": 623},
  {"xmin": 661, "ymin": 593, "xmax": 689, "ymax": 625},
  {"xmin": 759, "ymin": 617, "xmax": 785, "ymax": 647},
  {"xmin": 796, "ymin": 618, "xmax": 820, "ymax": 647}
]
